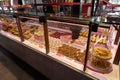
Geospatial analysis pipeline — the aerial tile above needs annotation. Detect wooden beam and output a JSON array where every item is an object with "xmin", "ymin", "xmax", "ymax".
[{"xmin": 16, "ymin": 14, "xmax": 24, "ymax": 41}]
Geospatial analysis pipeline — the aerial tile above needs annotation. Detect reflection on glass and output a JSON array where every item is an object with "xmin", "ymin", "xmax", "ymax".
[
  {"xmin": 20, "ymin": 18, "xmax": 45, "ymax": 48},
  {"xmin": 48, "ymin": 20, "xmax": 88, "ymax": 64}
]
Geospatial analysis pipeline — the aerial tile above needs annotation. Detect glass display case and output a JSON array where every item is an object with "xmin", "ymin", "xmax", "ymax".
[
  {"xmin": 0, "ymin": 14, "xmax": 21, "ymax": 41},
  {"xmin": 1, "ymin": 14, "xmax": 119, "ymax": 80},
  {"xmin": 0, "ymin": 0, "xmax": 119, "ymax": 80},
  {"xmin": 19, "ymin": 16, "xmax": 46, "ymax": 53},
  {"xmin": 46, "ymin": 17, "xmax": 119, "ymax": 80}
]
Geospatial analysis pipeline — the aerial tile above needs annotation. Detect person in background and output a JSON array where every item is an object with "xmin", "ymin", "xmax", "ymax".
[{"xmin": 43, "ymin": 1, "xmax": 55, "ymax": 16}]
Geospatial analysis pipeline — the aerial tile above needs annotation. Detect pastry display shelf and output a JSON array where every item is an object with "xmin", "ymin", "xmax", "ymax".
[
  {"xmin": 48, "ymin": 26, "xmax": 71, "ymax": 33},
  {"xmin": 0, "ymin": 30, "xmax": 46, "ymax": 54},
  {"xmin": 0, "ymin": 26, "xmax": 85, "ymax": 73},
  {"xmin": 0, "ymin": 11, "xmax": 111, "ymax": 29},
  {"xmin": 48, "ymin": 34, "xmax": 116, "ymax": 79},
  {"xmin": 0, "ymin": 23, "xmax": 100, "ymax": 77},
  {"xmin": 0, "ymin": 29, "xmax": 119, "ymax": 80},
  {"xmin": 1, "ymin": 21, "xmax": 113, "ymax": 75},
  {"xmin": 23, "ymin": 20, "xmax": 72, "ymax": 33},
  {"xmin": 0, "ymin": 1, "xmax": 119, "ymax": 80},
  {"xmin": 34, "ymin": 2, "xmax": 81, "ymax": 6},
  {"xmin": 47, "ymin": 17, "xmax": 110, "ymax": 28},
  {"xmin": 19, "ymin": 16, "xmax": 89, "ymax": 32},
  {"xmin": 47, "ymin": 20, "xmax": 89, "ymax": 28},
  {"xmin": 0, "ymin": 10, "xmax": 119, "ymax": 79},
  {"xmin": 0, "ymin": 30, "xmax": 97, "ymax": 80},
  {"xmin": 3, "ymin": 29, "xmax": 118, "ymax": 80}
]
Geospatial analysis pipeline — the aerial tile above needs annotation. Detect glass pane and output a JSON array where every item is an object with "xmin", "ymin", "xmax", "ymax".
[
  {"xmin": 19, "ymin": 17, "xmax": 46, "ymax": 53},
  {"xmin": 85, "ymin": 25, "xmax": 119, "ymax": 80},
  {"xmin": 47, "ymin": 20, "xmax": 89, "ymax": 71},
  {"xmin": 0, "ymin": 14, "xmax": 21, "ymax": 41}
]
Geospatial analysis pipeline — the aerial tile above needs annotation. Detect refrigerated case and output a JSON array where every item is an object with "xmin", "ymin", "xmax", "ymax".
[
  {"xmin": 0, "ymin": 14, "xmax": 98, "ymax": 80},
  {"xmin": 47, "ymin": 17, "xmax": 119, "ymax": 80},
  {"xmin": 0, "ymin": 12, "xmax": 119, "ymax": 80},
  {"xmin": 0, "ymin": 0, "xmax": 119, "ymax": 80}
]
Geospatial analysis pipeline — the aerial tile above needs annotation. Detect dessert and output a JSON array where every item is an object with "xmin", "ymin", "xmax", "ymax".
[
  {"xmin": 23, "ymin": 25, "xmax": 42, "ymax": 39},
  {"xmin": 49, "ymin": 37, "xmax": 63, "ymax": 52},
  {"xmin": 79, "ymin": 50, "xmax": 91, "ymax": 63},
  {"xmin": 34, "ymin": 31, "xmax": 44, "ymax": 42},
  {"xmin": 23, "ymin": 31, "xmax": 33, "ymax": 39},
  {"xmin": 50, "ymin": 31, "xmax": 71, "ymax": 39},
  {"xmin": 91, "ymin": 34, "xmax": 107, "ymax": 44},
  {"xmin": 91, "ymin": 57, "xmax": 111, "ymax": 70},
  {"xmin": 80, "ymin": 31, "xmax": 88, "ymax": 37},
  {"xmin": 10, "ymin": 26, "xmax": 19, "ymax": 36},
  {"xmin": 57, "ymin": 44, "xmax": 84, "ymax": 61},
  {"xmin": 93, "ymin": 47, "xmax": 112, "ymax": 59}
]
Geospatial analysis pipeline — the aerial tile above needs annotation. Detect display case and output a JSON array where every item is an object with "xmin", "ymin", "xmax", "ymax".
[
  {"xmin": 0, "ymin": 13, "xmax": 119, "ymax": 80},
  {"xmin": 0, "ymin": 0, "xmax": 119, "ymax": 80},
  {"xmin": 46, "ymin": 17, "xmax": 119, "ymax": 80},
  {"xmin": 19, "ymin": 16, "xmax": 47, "ymax": 53},
  {"xmin": 0, "ymin": 14, "xmax": 21, "ymax": 41}
]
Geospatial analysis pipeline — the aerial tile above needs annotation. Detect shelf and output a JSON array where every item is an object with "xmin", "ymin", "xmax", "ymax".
[
  {"xmin": 106, "ymin": 4, "xmax": 120, "ymax": 8},
  {"xmin": 0, "ymin": 3, "xmax": 92, "ymax": 7},
  {"xmin": 34, "ymin": 2, "xmax": 80, "ymax": 6},
  {"xmin": 48, "ymin": 17, "xmax": 110, "ymax": 28},
  {"xmin": 48, "ymin": 26, "xmax": 71, "ymax": 33},
  {"xmin": 0, "ymin": 11, "xmax": 110, "ymax": 28},
  {"xmin": 0, "ymin": 30, "xmax": 119, "ymax": 80},
  {"xmin": 0, "ymin": 33, "xmax": 98, "ymax": 80}
]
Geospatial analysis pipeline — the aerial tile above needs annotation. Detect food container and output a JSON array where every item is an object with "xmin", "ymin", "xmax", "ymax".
[{"xmin": 90, "ymin": 37, "xmax": 112, "ymax": 71}]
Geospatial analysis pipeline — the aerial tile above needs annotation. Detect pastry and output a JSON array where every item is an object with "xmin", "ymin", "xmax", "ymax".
[
  {"xmin": 93, "ymin": 47, "xmax": 112, "ymax": 59},
  {"xmin": 91, "ymin": 57, "xmax": 111, "ymax": 70},
  {"xmin": 58, "ymin": 44, "xmax": 82, "ymax": 61}
]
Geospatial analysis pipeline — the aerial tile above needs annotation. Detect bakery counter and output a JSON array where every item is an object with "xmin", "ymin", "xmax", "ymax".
[
  {"xmin": 0, "ymin": 31, "xmax": 97, "ymax": 80},
  {"xmin": 0, "ymin": 17, "xmax": 119, "ymax": 80}
]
